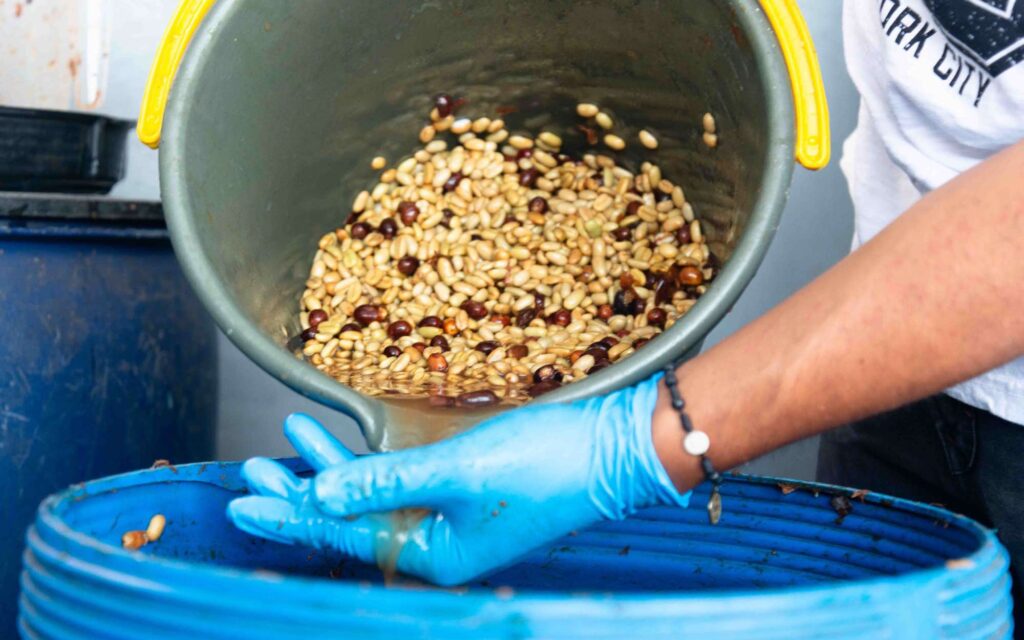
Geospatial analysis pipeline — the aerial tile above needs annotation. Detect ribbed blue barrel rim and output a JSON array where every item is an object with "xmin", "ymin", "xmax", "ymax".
[{"xmin": 19, "ymin": 461, "xmax": 1012, "ymax": 639}]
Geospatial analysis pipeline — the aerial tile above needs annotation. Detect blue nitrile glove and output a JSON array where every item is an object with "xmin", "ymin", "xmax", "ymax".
[{"xmin": 227, "ymin": 374, "xmax": 689, "ymax": 586}]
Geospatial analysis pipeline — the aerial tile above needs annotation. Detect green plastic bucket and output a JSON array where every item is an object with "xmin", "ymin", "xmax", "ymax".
[{"xmin": 144, "ymin": 0, "xmax": 828, "ymax": 449}]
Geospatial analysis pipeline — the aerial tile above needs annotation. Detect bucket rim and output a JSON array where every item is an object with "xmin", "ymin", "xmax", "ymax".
[{"xmin": 159, "ymin": 0, "xmax": 798, "ymax": 443}]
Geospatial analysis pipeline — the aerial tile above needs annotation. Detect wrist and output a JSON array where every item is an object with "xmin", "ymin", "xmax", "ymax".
[{"xmin": 651, "ymin": 375, "xmax": 706, "ymax": 494}]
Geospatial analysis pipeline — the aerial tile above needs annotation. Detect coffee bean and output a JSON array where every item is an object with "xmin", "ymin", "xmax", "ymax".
[
  {"xmin": 675, "ymin": 225, "xmax": 691, "ymax": 244},
  {"xmin": 515, "ymin": 307, "xmax": 537, "ymax": 328},
  {"xmin": 533, "ymin": 364, "xmax": 556, "ymax": 383},
  {"xmin": 353, "ymin": 304, "xmax": 380, "ymax": 326},
  {"xmin": 528, "ymin": 381, "xmax": 561, "ymax": 397},
  {"xmin": 397, "ymin": 201, "xmax": 419, "ymax": 225},
  {"xmin": 647, "ymin": 307, "xmax": 667, "ymax": 328},
  {"xmin": 418, "ymin": 315, "xmax": 443, "ymax": 329},
  {"xmin": 378, "ymin": 218, "xmax": 398, "ymax": 238},
  {"xmin": 397, "ymin": 256, "xmax": 420, "ymax": 276},
  {"xmin": 429, "ymin": 335, "xmax": 450, "ymax": 350},
  {"xmin": 300, "ymin": 327, "xmax": 317, "ymax": 341},
  {"xmin": 678, "ymin": 265, "xmax": 704, "ymax": 286},
  {"xmin": 528, "ymin": 196, "xmax": 548, "ymax": 213},
  {"xmin": 383, "ymin": 345, "xmax": 401, "ymax": 358},
  {"xmin": 456, "ymin": 390, "xmax": 500, "ymax": 407},
  {"xmin": 597, "ymin": 304, "xmax": 613, "ymax": 320},
  {"xmin": 427, "ymin": 353, "xmax": 448, "ymax": 372},
  {"xmin": 350, "ymin": 222, "xmax": 372, "ymax": 239},
  {"xmin": 308, "ymin": 309, "xmax": 328, "ymax": 329},
  {"xmin": 387, "ymin": 320, "xmax": 413, "ymax": 339},
  {"xmin": 519, "ymin": 168, "xmax": 539, "ymax": 188},
  {"xmin": 434, "ymin": 94, "xmax": 454, "ymax": 118},
  {"xmin": 475, "ymin": 340, "xmax": 500, "ymax": 355},
  {"xmin": 443, "ymin": 172, "xmax": 463, "ymax": 193},
  {"xmin": 461, "ymin": 300, "xmax": 488, "ymax": 320},
  {"xmin": 507, "ymin": 344, "xmax": 529, "ymax": 359},
  {"xmin": 443, "ymin": 318, "xmax": 459, "ymax": 335}
]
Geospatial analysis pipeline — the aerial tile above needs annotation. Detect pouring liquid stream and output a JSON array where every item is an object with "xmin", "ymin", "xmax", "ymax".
[{"xmin": 370, "ymin": 397, "xmax": 497, "ymax": 584}]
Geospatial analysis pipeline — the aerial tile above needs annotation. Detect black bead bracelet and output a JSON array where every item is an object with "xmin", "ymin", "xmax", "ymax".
[{"xmin": 664, "ymin": 365, "xmax": 723, "ymax": 524}]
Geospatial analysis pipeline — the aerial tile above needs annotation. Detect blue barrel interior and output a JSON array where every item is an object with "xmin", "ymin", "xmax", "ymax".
[{"xmin": 20, "ymin": 459, "xmax": 1012, "ymax": 639}]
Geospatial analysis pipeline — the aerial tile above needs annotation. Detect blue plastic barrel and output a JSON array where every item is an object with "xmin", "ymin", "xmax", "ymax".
[
  {"xmin": 20, "ymin": 460, "xmax": 1012, "ymax": 639},
  {"xmin": 1, "ymin": 198, "xmax": 216, "ymax": 637}
]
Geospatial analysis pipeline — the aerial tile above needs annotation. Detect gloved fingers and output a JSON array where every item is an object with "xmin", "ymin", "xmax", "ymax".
[
  {"xmin": 314, "ymin": 452, "xmax": 450, "ymax": 517},
  {"xmin": 240, "ymin": 457, "xmax": 308, "ymax": 501},
  {"xmin": 227, "ymin": 496, "xmax": 378, "ymax": 563},
  {"xmin": 283, "ymin": 413, "xmax": 356, "ymax": 470}
]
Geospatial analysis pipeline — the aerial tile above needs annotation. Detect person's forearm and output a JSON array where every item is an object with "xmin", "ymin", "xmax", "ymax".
[{"xmin": 654, "ymin": 140, "xmax": 1024, "ymax": 492}]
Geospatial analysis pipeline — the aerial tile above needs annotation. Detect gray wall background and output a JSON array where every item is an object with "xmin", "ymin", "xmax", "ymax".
[{"xmin": 2, "ymin": 1, "xmax": 859, "ymax": 478}]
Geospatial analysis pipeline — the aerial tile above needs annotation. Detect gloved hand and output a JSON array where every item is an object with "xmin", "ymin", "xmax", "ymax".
[{"xmin": 227, "ymin": 374, "xmax": 688, "ymax": 586}]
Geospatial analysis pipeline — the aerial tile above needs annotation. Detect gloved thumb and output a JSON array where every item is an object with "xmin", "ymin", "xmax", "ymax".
[{"xmin": 314, "ymin": 452, "xmax": 448, "ymax": 517}]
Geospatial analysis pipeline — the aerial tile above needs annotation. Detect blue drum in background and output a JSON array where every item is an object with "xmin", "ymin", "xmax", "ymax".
[
  {"xmin": 19, "ymin": 459, "xmax": 1012, "ymax": 639},
  {"xmin": 1, "ymin": 197, "xmax": 217, "ymax": 637}
]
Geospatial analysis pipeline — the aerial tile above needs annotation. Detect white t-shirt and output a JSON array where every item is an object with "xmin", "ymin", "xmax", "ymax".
[{"xmin": 842, "ymin": 0, "xmax": 1024, "ymax": 424}]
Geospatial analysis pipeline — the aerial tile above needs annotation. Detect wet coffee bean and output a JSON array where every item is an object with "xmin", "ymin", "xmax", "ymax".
[
  {"xmin": 397, "ymin": 201, "xmax": 419, "ymax": 225},
  {"xmin": 583, "ymin": 346, "xmax": 608, "ymax": 361},
  {"xmin": 528, "ymin": 196, "xmax": 548, "ymax": 213},
  {"xmin": 429, "ymin": 335, "xmax": 450, "ymax": 350},
  {"xmin": 519, "ymin": 168, "xmax": 540, "ymax": 188},
  {"xmin": 461, "ymin": 300, "xmax": 488, "ymax": 320},
  {"xmin": 300, "ymin": 327, "xmax": 317, "ymax": 341},
  {"xmin": 387, "ymin": 320, "xmax": 413, "ymax": 339},
  {"xmin": 475, "ymin": 340, "xmax": 500, "ymax": 355},
  {"xmin": 612, "ymin": 226, "xmax": 632, "ymax": 241},
  {"xmin": 418, "ymin": 315, "xmax": 443, "ymax": 329},
  {"xmin": 675, "ymin": 225, "xmax": 692, "ymax": 244},
  {"xmin": 629, "ymin": 297, "xmax": 646, "ymax": 316},
  {"xmin": 434, "ymin": 94, "xmax": 454, "ymax": 118},
  {"xmin": 678, "ymin": 265, "xmax": 704, "ymax": 286},
  {"xmin": 443, "ymin": 318, "xmax": 459, "ymax": 335},
  {"xmin": 456, "ymin": 390, "xmax": 500, "ymax": 407},
  {"xmin": 397, "ymin": 256, "xmax": 420, "ymax": 276},
  {"xmin": 612, "ymin": 288, "xmax": 637, "ymax": 315},
  {"xmin": 411, "ymin": 342, "xmax": 427, "ymax": 353},
  {"xmin": 528, "ymin": 381, "xmax": 561, "ymax": 397},
  {"xmin": 349, "ymin": 222, "xmax": 372, "ymax": 239},
  {"xmin": 383, "ymin": 345, "xmax": 401, "ymax": 358},
  {"xmin": 353, "ymin": 304, "xmax": 381, "ymax": 326},
  {"xmin": 597, "ymin": 304, "xmax": 613, "ymax": 320},
  {"xmin": 516, "ymin": 307, "xmax": 537, "ymax": 328},
  {"xmin": 378, "ymin": 218, "xmax": 398, "ymax": 238},
  {"xmin": 625, "ymin": 201, "xmax": 642, "ymax": 217},
  {"xmin": 507, "ymin": 344, "xmax": 529, "ymax": 359},
  {"xmin": 427, "ymin": 353, "xmax": 448, "ymax": 372},
  {"xmin": 533, "ymin": 364, "xmax": 558, "ymax": 383},
  {"xmin": 308, "ymin": 309, "xmax": 329, "ymax": 329},
  {"xmin": 340, "ymin": 322, "xmax": 361, "ymax": 333},
  {"xmin": 647, "ymin": 308, "xmax": 667, "ymax": 328},
  {"xmin": 443, "ymin": 172, "xmax": 463, "ymax": 193}
]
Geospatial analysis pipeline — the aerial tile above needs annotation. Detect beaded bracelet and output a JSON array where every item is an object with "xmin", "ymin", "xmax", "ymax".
[{"xmin": 663, "ymin": 365, "xmax": 723, "ymax": 525}]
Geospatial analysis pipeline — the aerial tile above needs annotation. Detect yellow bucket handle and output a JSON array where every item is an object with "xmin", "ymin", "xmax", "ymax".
[
  {"xmin": 136, "ymin": 0, "xmax": 214, "ymax": 149},
  {"xmin": 760, "ymin": 0, "xmax": 831, "ymax": 170},
  {"xmin": 138, "ymin": 0, "xmax": 830, "ymax": 169}
]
